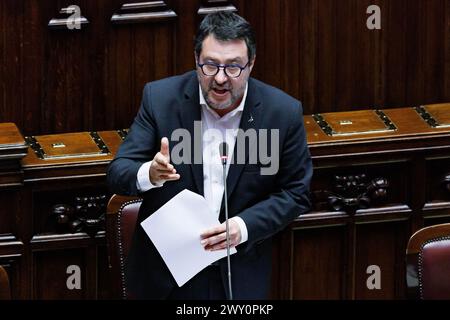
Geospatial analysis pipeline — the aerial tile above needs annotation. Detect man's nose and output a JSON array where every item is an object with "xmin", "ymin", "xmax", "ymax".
[{"xmin": 214, "ymin": 68, "xmax": 228, "ymax": 85}]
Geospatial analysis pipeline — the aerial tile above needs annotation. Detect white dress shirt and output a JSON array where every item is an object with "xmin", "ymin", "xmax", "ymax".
[{"xmin": 136, "ymin": 84, "xmax": 249, "ymax": 244}]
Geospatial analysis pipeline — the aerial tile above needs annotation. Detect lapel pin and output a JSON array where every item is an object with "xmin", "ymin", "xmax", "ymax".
[{"xmin": 248, "ymin": 115, "xmax": 254, "ymax": 123}]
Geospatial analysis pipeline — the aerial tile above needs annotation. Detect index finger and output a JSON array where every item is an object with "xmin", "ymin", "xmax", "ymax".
[{"xmin": 160, "ymin": 137, "xmax": 170, "ymax": 157}]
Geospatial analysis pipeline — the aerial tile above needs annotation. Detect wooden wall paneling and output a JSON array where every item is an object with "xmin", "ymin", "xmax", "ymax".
[
  {"xmin": 234, "ymin": 0, "xmax": 265, "ymax": 87},
  {"xmin": 316, "ymin": 0, "xmax": 337, "ymax": 113},
  {"xmin": 43, "ymin": 29, "xmax": 64, "ymax": 134},
  {"xmin": 1, "ymin": 1, "xmax": 24, "ymax": 129},
  {"xmin": 354, "ymin": 221, "xmax": 409, "ymax": 299},
  {"xmin": 22, "ymin": 157, "xmax": 111, "ymax": 300},
  {"xmin": 424, "ymin": 156, "xmax": 450, "ymax": 205},
  {"xmin": 169, "ymin": 0, "xmax": 197, "ymax": 74},
  {"xmin": 23, "ymin": 0, "xmax": 46, "ymax": 135},
  {"xmin": 290, "ymin": 225, "xmax": 347, "ymax": 299},
  {"xmin": 96, "ymin": 245, "xmax": 109, "ymax": 299},
  {"xmin": 64, "ymin": 17, "xmax": 84, "ymax": 133},
  {"xmin": 132, "ymin": 21, "xmax": 175, "ymax": 109},
  {"xmin": 280, "ymin": 0, "xmax": 300, "ymax": 107},
  {"xmin": 262, "ymin": 0, "xmax": 281, "ymax": 90},
  {"xmin": 308, "ymin": 155, "xmax": 414, "ymax": 299},
  {"xmin": 422, "ymin": 154, "xmax": 450, "ymax": 227},
  {"xmin": 423, "ymin": 0, "xmax": 446, "ymax": 103},
  {"xmin": 113, "ymin": 25, "xmax": 133, "ymax": 130},
  {"xmin": 355, "ymin": 0, "xmax": 370, "ymax": 107},
  {"xmin": 406, "ymin": 153, "xmax": 426, "ymax": 236},
  {"xmin": 345, "ymin": 214, "xmax": 356, "ymax": 299},
  {"xmin": 29, "ymin": 239, "xmax": 106, "ymax": 299},
  {"xmin": 108, "ymin": 1, "xmax": 179, "ymax": 130},
  {"xmin": 85, "ymin": 243, "xmax": 98, "ymax": 299},
  {"xmin": 19, "ymin": 188, "xmax": 32, "ymax": 299},
  {"xmin": 0, "ymin": 191, "xmax": 18, "ymax": 235},
  {"xmin": 152, "ymin": 23, "xmax": 175, "ymax": 80},
  {"xmin": 297, "ymin": 0, "xmax": 318, "ymax": 115},
  {"xmin": 32, "ymin": 247, "xmax": 87, "ymax": 299},
  {"xmin": 335, "ymin": 0, "xmax": 356, "ymax": 111},
  {"xmin": 353, "ymin": 0, "xmax": 380, "ymax": 108},
  {"xmin": 446, "ymin": 0, "xmax": 450, "ymax": 102},
  {"xmin": 0, "ymin": 0, "xmax": 3, "ymax": 126},
  {"xmin": 269, "ymin": 230, "xmax": 290, "ymax": 299},
  {"xmin": 2, "ymin": 0, "xmax": 450, "ymax": 134},
  {"xmin": 384, "ymin": 0, "xmax": 407, "ymax": 107},
  {"xmin": 297, "ymin": 0, "xmax": 319, "ymax": 114},
  {"xmin": 405, "ymin": 0, "xmax": 424, "ymax": 106},
  {"xmin": 372, "ymin": 0, "xmax": 385, "ymax": 108},
  {"xmin": 133, "ymin": 24, "xmax": 153, "ymax": 120},
  {"xmin": 83, "ymin": 0, "xmax": 110, "ymax": 132},
  {"xmin": 0, "ymin": 190, "xmax": 22, "ymax": 245},
  {"xmin": 42, "ymin": 0, "xmax": 80, "ymax": 134},
  {"xmin": 44, "ymin": 0, "xmax": 90, "ymax": 134},
  {"xmin": 105, "ymin": 0, "xmax": 121, "ymax": 131}
]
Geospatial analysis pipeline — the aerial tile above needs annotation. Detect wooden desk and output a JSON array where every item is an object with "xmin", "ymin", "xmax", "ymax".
[
  {"xmin": 272, "ymin": 103, "xmax": 450, "ymax": 299},
  {"xmin": 1, "ymin": 103, "xmax": 450, "ymax": 299}
]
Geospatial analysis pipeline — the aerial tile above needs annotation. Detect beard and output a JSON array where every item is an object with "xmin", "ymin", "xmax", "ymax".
[{"xmin": 202, "ymin": 82, "xmax": 244, "ymax": 111}]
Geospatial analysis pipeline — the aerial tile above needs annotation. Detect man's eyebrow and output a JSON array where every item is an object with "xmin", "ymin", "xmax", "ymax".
[
  {"xmin": 202, "ymin": 56, "xmax": 245, "ymax": 64},
  {"xmin": 225, "ymin": 57, "xmax": 245, "ymax": 63}
]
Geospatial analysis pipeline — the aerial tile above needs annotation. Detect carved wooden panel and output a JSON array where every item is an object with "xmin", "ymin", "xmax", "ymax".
[
  {"xmin": 290, "ymin": 226, "xmax": 346, "ymax": 299},
  {"xmin": 32, "ymin": 185, "xmax": 108, "ymax": 236},
  {"xmin": 32, "ymin": 248, "xmax": 87, "ymax": 299},
  {"xmin": 422, "ymin": 155, "xmax": 450, "ymax": 226},
  {"xmin": 354, "ymin": 221, "xmax": 409, "ymax": 299},
  {"xmin": 311, "ymin": 161, "xmax": 411, "ymax": 215}
]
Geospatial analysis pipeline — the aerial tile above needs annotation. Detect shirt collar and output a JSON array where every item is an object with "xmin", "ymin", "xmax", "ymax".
[{"xmin": 199, "ymin": 83, "xmax": 248, "ymax": 119}]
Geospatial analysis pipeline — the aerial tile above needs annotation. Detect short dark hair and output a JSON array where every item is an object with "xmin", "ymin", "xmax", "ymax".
[{"xmin": 194, "ymin": 11, "xmax": 256, "ymax": 63}]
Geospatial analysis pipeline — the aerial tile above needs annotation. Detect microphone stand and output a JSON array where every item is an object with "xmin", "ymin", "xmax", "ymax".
[{"xmin": 220, "ymin": 143, "xmax": 233, "ymax": 300}]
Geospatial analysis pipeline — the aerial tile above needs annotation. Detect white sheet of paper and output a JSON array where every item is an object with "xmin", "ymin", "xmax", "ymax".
[{"xmin": 140, "ymin": 189, "xmax": 237, "ymax": 287}]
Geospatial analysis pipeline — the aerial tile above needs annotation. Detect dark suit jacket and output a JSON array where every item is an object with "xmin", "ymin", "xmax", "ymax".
[{"xmin": 107, "ymin": 70, "xmax": 313, "ymax": 299}]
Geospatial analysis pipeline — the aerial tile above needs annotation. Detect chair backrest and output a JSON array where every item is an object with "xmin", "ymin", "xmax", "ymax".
[
  {"xmin": 106, "ymin": 194, "xmax": 142, "ymax": 299},
  {"xmin": 0, "ymin": 265, "xmax": 11, "ymax": 300},
  {"xmin": 406, "ymin": 223, "xmax": 450, "ymax": 299}
]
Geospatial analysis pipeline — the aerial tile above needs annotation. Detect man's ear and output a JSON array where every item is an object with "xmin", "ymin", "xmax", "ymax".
[
  {"xmin": 194, "ymin": 52, "xmax": 198, "ymax": 65},
  {"xmin": 249, "ymin": 55, "xmax": 256, "ymax": 72}
]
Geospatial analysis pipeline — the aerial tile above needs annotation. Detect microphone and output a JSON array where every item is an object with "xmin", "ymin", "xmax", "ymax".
[
  {"xmin": 219, "ymin": 142, "xmax": 233, "ymax": 300},
  {"xmin": 219, "ymin": 142, "xmax": 228, "ymax": 166}
]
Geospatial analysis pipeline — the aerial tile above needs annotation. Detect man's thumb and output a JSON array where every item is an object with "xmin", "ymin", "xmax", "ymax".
[{"xmin": 160, "ymin": 137, "xmax": 170, "ymax": 157}]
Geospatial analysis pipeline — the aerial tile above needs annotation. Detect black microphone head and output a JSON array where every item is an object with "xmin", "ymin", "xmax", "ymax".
[
  {"xmin": 219, "ymin": 142, "xmax": 229, "ymax": 165},
  {"xmin": 219, "ymin": 142, "xmax": 229, "ymax": 157}
]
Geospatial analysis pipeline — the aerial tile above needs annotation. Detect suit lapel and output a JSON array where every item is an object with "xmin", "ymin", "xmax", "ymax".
[
  {"xmin": 225, "ymin": 79, "xmax": 262, "ymax": 202},
  {"xmin": 180, "ymin": 73, "xmax": 204, "ymax": 195}
]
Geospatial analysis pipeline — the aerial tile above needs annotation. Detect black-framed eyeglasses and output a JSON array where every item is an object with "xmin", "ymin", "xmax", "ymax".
[{"xmin": 197, "ymin": 61, "xmax": 249, "ymax": 78}]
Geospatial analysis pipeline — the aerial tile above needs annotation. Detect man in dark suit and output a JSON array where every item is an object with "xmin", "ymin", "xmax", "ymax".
[{"xmin": 107, "ymin": 11, "xmax": 312, "ymax": 299}]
